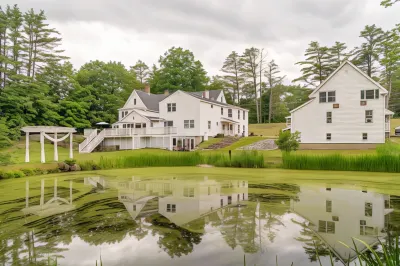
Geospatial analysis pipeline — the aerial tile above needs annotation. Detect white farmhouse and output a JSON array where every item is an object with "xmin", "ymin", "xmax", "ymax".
[
  {"xmin": 291, "ymin": 186, "xmax": 392, "ymax": 263},
  {"xmin": 287, "ymin": 61, "xmax": 394, "ymax": 149},
  {"xmin": 79, "ymin": 86, "xmax": 249, "ymax": 153}
]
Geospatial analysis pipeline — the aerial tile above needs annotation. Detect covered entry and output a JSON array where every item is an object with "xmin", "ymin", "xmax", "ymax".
[{"xmin": 221, "ymin": 118, "xmax": 239, "ymax": 136}]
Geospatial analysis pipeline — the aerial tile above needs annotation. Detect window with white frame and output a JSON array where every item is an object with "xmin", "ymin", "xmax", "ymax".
[
  {"xmin": 211, "ymin": 104, "xmax": 213, "ymax": 108},
  {"xmin": 238, "ymin": 110, "xmax": 240, "ymax": 119},
  {"xmin": 318, "ymin": 220, "xmax": 335, "ymax": 233},
  {"xmin": 363, "ymin": 133, "xmax": 368, "ymax": 140},
  {"xmin": 238, "ymin": 126, "xmax": 240, "ymax": 134},
  {"xmin": 167, "ymin": 204, "xmax": 176, "ymax": 213},
  {"xmin": 228, "ymin": 109, "xmax": 232, "ymax": 118},
  {"xmin": 326, "ymin": 112, "xmax": 332, "ymax": 123},
  {"xmin": 243, "ymin": 111, "xmax": 245, "ymax": 120},
  {"xmin": 326, "ymin": 133, "xmax": 331, "ymax": 140},
  {"xmin": 208, "ymin": 121, "xmax": 211, "ymax": 129},
  {"xmin": 167, "ymin": 103, "xmax": 176, "ymax": 112},
  {"xmin": 164, "ymin": 121, "xmax": 173, "ymax": 127},
  {"xmin": 360, "ymin": 220, "xmax": 376, "ymax": 235},
  {"xmin": 365, "ymin": 202, "xmax": 372, "ymax": 217},
  {"xmin": 134, "ymin": 99, "xmax": 136, "ymax": 105},
  {"xmin": 361, "ymin": 89, "xmax": 379, "ymax": 100},
  {"xmin": 221, "ymin": 108, "xmax": 224, "ymax": 115},
  {"xmin": 326, "ymin": 200, "xmax": 332, "ymax": 212},
  {"xmin": 183, "ymin": 187, "xmax": 195, "ymax": 197},
  {"xmin": 319, "ymin": 91, "xmax": 336, "ymax": 103},
  {"xmin": 365, "ymin": 110, "xmax": 373, "ymax": 123},
  {"xmin": 184, "ymin": 120, "xmax": 195, "ymax": 128},
  {"xmin": 243, "ymin": 125, "xmax": 245, "ymax": 133}
]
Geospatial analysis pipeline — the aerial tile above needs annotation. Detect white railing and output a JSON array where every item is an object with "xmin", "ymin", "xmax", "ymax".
[
  {"xmin": 82, "ymin": 130, "xmax": 105, "ymax": 153},
  {"xmin": 103, "ymin": 127, "xmax": 177, "ymax": 137},
  {"xmin": 84, "ymin": 129, "xmax": 97, "ymax": 138},
  {"xmin": 79, "ymin": 129, "xmax": 98, "ymax": 151},
  {"xmin": 385, "ymin": 123, "xmax": 390, "ymax": 132}
]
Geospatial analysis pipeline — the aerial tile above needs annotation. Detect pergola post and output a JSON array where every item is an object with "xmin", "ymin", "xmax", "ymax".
[
  {"xmin": 25, "ymin": 132, "xmax": 30, "ymax": 163},
  {"xmin": 40, "ymin": 131, "xmax": 45, "ymax": 163},
  {"xmin": 54, "ymin": 132, "xmax": 58, "ymax": 162},
  {"xmin": 69, "ymin": 133, "xmax": 73, "ymax": 159}
]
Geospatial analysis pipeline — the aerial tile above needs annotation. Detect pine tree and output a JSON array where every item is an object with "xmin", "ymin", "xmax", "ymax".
[
  {"xmin": 6, "ymin": 5, "xmax": 24, "ymax": 78},
  {"xmin": 241, "ymin": 48, "xmax": 261, "ymax": 123},
  {"xmin": 293, "ymin": 41, "xmax": 333, "ymax": 87},
  {"xmin": 0, "ymin": 7, "xmax": 8, "ymax": 88},
  {"xmin": 379, "ymin": 28, "xmax": 400, "ymax": 104},
  {"xmin": 265, "ymin": 60, "xmax": 285, "ymax": 123},
  {"xmin": 130, "ymin": 60, "xmax": 149, "ymax": 84},
  {"xmin": 221, "ymin": 51, "xmax": 244, "ymax": 103},
  {"xmin": 329, "ymin": 41, "xmax": 351, "ymax": 70},
  {"xmin": 353, "ymin": 24, "xmax": 384, "ymax": 77}
]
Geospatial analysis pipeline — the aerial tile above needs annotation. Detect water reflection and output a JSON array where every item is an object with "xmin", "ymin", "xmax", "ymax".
[
  {"xmin": 291, "ymin": 187, "xmax": 393, "ymax": 264},
  {"xmin": 0, "ymin": 176, "xmax": 396, "ymax": 265}
]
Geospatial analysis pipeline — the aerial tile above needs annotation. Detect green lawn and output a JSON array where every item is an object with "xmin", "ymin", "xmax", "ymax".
[{"xmin": 248, "ymin": 123, "xmax": 286, "ymax": 137}]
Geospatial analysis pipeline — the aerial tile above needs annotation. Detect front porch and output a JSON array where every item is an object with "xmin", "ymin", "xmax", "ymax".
[{"xmin": 221, "ymin": 118, "xmax": 241, "ymax": 137}]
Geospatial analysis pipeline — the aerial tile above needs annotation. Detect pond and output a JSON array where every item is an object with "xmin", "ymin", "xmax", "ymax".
[{"xmin": 0, "ymin": 167, "xmax": 399, "ymax": 266}]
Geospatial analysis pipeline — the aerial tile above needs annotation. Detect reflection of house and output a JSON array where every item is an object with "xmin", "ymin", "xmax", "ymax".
[
  {"xmin": 22, "ymin": 179, "xmax": 75, "ymax": 216},
  {"xmin": 84, "ymin": 176, "xmax": 249, "ymax": 226},
  {"xmin": 290, "ymin": 187, "xmax": 393, "ymax": 262}
]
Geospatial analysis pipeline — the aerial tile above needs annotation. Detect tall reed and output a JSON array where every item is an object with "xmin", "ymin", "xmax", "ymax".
[
  {"xmin": 79, "ymin": 151, "xmax": 265, "ymax": 170},
  {"xmin": 282, "ymin": 153, "xmax": 400, "ymax": 172}
]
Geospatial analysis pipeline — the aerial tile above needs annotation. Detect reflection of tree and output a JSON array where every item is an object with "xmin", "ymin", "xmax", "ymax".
[
  {"xmin": 147, "ymin": 214, "xmax": 202, "ymax": 258},
  {"xmin": 291, "ymin": 219, "xmax": 332, "ymax": 262}
]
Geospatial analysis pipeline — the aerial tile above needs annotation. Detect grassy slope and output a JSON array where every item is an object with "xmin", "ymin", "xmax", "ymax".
[
  {"xmin": 248, "ymin": 123, "xmax": 286, "ymax": 138},
  {"xmin": 197, "ymin": 138, "xmax": 224, "ymax": 149}
]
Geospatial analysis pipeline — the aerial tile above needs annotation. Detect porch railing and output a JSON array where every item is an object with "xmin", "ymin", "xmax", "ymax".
[{"xmin": 103, "ymin": 127, "xmax": 177, "ymax": 137}]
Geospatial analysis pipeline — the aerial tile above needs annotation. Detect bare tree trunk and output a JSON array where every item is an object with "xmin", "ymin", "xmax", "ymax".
[{"xmin": 268, "ymin": 86, "xmax": 273, "ymax": 123}]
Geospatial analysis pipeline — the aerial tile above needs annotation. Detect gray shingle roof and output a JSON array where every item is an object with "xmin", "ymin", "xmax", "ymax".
[
  {"xmin": 136, "ymin": 90, "xmax": 168, "ymax": 111},
  {"xmin": 190, "ymin": 90, "xmax": 222, "ymax": 100}
]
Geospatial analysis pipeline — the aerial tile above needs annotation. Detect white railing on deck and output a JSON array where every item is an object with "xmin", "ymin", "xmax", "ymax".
[
  {"xmin": 79, "ymin": 129, "xmax": 98, "ymax": 151},
  {"xmin": 103, "ymin": 127, "xmax": 177, "ymax": 136},
  {"xmin": 82, "ymin": 130, "xmax": 105, "ymax": 153},
  {"xmin": 385, "ymin": 123, "xmax": 390, "ymax": 132}
]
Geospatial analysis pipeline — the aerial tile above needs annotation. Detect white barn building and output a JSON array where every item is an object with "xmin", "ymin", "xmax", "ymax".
[
  {"xmin": 287, "ymin": 61, "xmax": 393, "ymax": 149},
  {"xmin": 79, "ymin": 86, "xmax": 249, "ymax": 153}
]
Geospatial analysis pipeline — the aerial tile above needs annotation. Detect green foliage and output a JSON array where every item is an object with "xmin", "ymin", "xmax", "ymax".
[
  {"xmin": 64, "ymin": 158, "xmax": 76, "ymax": 166},
  {"xmin": 0, "ymin": 169, "xmax": 24, "ymax": 179},
  {"xmin": 149, "ymin": 47, "xmax": 209, "ymax": 93},
  {"xmin": 221, "ymin": 51, "xmax": 244, "ymax": 103},
  {"xmin": 381, "ymin": 0, "xmax": 399, "ymax": 7},
  {"xmin": 130, "ymin": 60, "xmax": 149, "ymax": 84},
  {"xmin": 0, "ymin": 152, "xmax": 11, "ymax": 165},
  {"xmin": 275, "ymin": 131, "xmax": 300, "ymax": 152},
  {"xmin": 78, "ymin": 151, "xmax": 265, "ymax": 169},
  {"xmin": 283, "ymin": 153, "xmax": 400, "ymax": 172},
  {"xmin": 376, "ymin": 141, "xmax": 400, "ymax": 155}
]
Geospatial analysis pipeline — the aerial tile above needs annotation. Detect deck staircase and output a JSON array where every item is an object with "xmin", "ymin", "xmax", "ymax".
[{"xmin": 79, "ymin": 129, "xmax": 105, "ymax": 154}]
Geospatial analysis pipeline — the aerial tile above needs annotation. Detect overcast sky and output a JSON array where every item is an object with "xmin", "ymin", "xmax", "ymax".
[{"xmin": 13, "ymin": 0, "xmax": 400, "ymax": 83}]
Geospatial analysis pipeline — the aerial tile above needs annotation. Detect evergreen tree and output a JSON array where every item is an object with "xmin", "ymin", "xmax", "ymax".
[
  {"xmin": 6, "ymin": 5, "xmax": 24, "ymax": 78},
  {"xmin": 265, "ymin": 60, "xmax": 285, "ymax": 123},
  {"xmin": 381, "ymin": 0, "xmax": 399, "ymax": 7},
  {"xmin": 130, "ymin": 60, "xmax": 149, "ymax": 84},
  {"xmin": 293, "ymin": 41, "xmax": 333, "ymax": 87},
  {"xmin": 329, "ymin": 41, "xmax": 351, "ymax": 70},
  {"xmin": 221, "ymin": 51, "xmax": 244, "ymax": 103},
  {"xmin": 0, "ymin": 7, "xmax": 8, "ymax": 88},
  {"xmin": 353, "ymin": 24, "xmax": 384, "ymax": 77}
]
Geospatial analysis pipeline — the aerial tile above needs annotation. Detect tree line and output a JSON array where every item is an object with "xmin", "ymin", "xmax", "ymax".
[{"xmin": 0, "ymin": 2, "xmax": 399, "ymax": 147}]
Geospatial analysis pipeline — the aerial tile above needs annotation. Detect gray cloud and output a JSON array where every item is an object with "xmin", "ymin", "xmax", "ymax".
[{"xmin": 10, "ymin": 0, "xmax": 400, "ymax": 81}]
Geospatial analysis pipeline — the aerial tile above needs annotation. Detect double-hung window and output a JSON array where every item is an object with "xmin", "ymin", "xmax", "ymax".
[
  {"xmin": 326, "ymin": 112, "xmax": 332, "ymax": 123},
  {"xmin": 221, "ymin": 108, "xmax": 224, "ymax": 115},
  {"xmin": 361, "ymin": 89, "xmax": 379, "ymax": 100},
  {"xmin": 365, "ymin": 110, "xmax": 373, "ymax": 123},
  {"xmin": 167, "ymin": 204, "xmax": 176, "ymax": 213},
  {"xmin": 208, "ymin": 121, "xmax": 211, "ymax": 129},
  {"xmin": 184, "ymin": 120, "xmax": 195, "ymax": 129},
  {"xmin": 167, "ymin": 103, "xmax": 176, "ymax": 112},
  {"xmin": 319, "ymin": 91, "xmax": 336, "ymax": 103},
  {"xmin": 318, "ymin": 220, "xmax": 335, "ymax": 234},
  {"xmin": 238, "ymin": 110, "xmax": 240, "ymax": 119},
  {"xmin": 228, "ymin": 109, "xmax": 232, "ymax": 118}
]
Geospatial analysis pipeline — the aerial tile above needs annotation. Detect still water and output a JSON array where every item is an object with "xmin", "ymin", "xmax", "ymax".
[{"xmin": 0, "ymin": 172, "xmax": 398, "ymax": 266}]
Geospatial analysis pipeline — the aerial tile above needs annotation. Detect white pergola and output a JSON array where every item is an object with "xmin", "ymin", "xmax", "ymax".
[{"xmin": 21, "ymin": 126, "xmax": 76, "ymax": 163}]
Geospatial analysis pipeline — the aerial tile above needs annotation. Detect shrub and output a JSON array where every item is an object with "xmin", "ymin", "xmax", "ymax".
[
  {"xmin": 0, "ymin": 153, "xmax": 12, "ymax": 166},
  {"xmin": 21, "ymin": 168, "xmax": 35, "ymax": 176},
  {"xmin": 64, "ymin": 159, "xmax": 77, "ymax": 166},
  {"xmin": 12, "ymin": 170, "xmax": 25, "ymax": 178},
  {"xmin": 80, "ymin": 160, "xmax": 101, "ymax": 171},
  {"xmin": 275, "ymin": 130, "xmax": 300, "ymax": 152}
]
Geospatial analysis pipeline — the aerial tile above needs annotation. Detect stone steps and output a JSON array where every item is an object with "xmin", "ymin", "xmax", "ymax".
[{"xmin": 207, "ymin": 137, "xmax": 241, "ymax": 150}]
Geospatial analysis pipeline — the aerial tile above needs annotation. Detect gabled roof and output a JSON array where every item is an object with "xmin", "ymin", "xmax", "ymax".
[
  {"xmin": 117, "ymin": 110, "xmax": 150, "ymax": 123},
  {"xmin": 135, "ymin": 90, "xmax": 169, "ymax": 111},
  {"xmin": 190, "ymin": 90, "xmax": 222, "ymax": 100},
  {"xmin": 185, "ymin": 91, "xmax": 249, "ymax": 111},
  {"xmin": 309, "ymin": 60, "xmax": 388, "ymax": 99},
  {"xmin": 289, "ymin": 100, "xmax": 313, "ymax": 114}
]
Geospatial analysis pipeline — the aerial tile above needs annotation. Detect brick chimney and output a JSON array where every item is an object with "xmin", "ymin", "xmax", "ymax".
[
  {"xmin": 164, "ymin": 89, "xmax": 169, "ymax": 96},
  {"xmin": 203, "ymin": 90, "xmax": 209, "ymax": 99},
  {"xmin": 144, "ymin": 84, "xmax": 150, "ymax": 94}
]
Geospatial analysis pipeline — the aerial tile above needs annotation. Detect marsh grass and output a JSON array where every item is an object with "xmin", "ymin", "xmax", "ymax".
[
  {"xmin": 282, "ymin": 153, "xmax": 400, "ymax": 173},
  {"xmin": 79, "ymin": 151, "xmax": 265, "ymax": 170}
]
